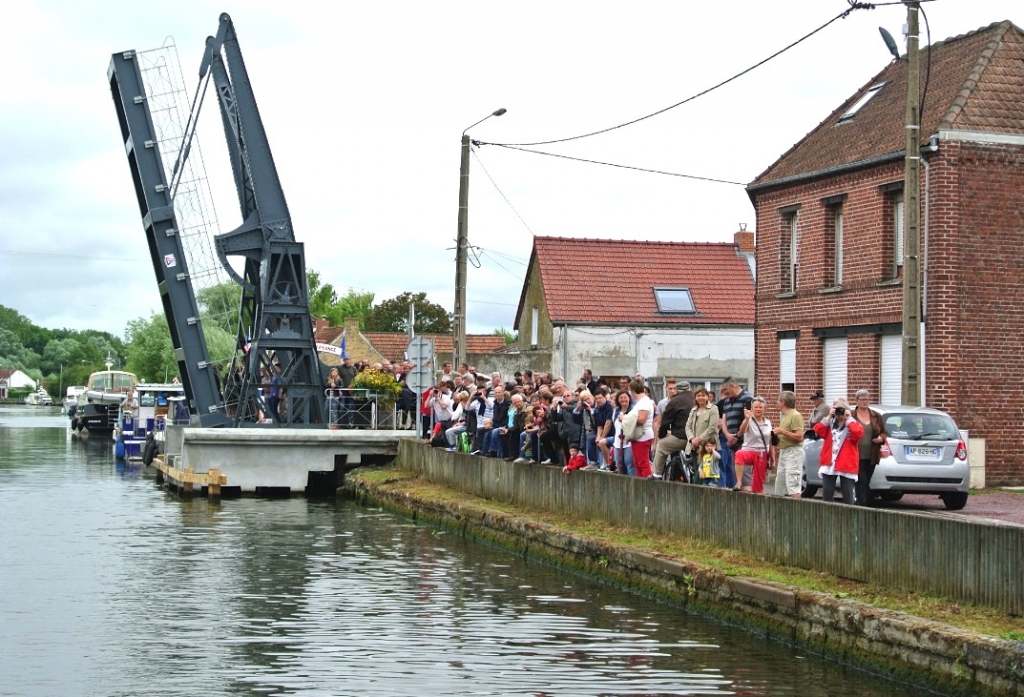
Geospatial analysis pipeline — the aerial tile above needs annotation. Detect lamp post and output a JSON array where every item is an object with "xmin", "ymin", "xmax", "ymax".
[{"xmin": 453, "ymin": 107, "xmax": 506, "ymax": 370}]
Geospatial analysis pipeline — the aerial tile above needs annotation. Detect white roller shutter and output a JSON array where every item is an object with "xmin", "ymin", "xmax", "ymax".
[
  {"xmin": 823, "ymin": 337, "xmax": 848, "ymax": 404},
  {"xmin": 779, "ymin": 338, "xmax": 796, "ymax": 386},
  {"xmin": 879, "ymin": 334, "xmax": 903, "ymax": 406}
]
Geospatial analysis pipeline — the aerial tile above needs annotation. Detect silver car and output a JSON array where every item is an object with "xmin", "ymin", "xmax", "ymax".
[{"xmin": 801, "ymin": 405, "xmax": 970, "ymax": 510}]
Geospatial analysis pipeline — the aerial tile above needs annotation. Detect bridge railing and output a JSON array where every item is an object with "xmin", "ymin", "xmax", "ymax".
[{"xmin": 325, "ymin": 389, "xmax": 396, "ymax": 430}]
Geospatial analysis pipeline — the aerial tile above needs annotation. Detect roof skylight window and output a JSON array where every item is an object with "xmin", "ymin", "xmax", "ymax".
[
  {"xmin": 839, "ymin": 82, "xmax": 887, "ymax": 122},
  {"xmin": 654, "ymin": 287, "xmax": 695, "ymax": 314}
]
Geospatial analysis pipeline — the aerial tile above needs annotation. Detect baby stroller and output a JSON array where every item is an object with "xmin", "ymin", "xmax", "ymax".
[{"xmin": 663, "ymin": 450, "xmax": 696, "ymax": 483}]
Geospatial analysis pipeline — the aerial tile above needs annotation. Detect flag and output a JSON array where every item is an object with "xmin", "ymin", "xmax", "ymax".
[{"xmin": 340, "ymin": 330, "xmax": 348, "ymax": 359}]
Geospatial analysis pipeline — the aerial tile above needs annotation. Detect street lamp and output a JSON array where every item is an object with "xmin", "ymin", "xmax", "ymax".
[{"xmin": 453, "ymin": 107, "xmax": 506, "ymax": 370}]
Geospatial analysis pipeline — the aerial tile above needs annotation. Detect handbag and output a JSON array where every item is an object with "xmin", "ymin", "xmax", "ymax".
[{"xmin": 620, "ymin": 408, "xmax": 644, "ymax": 442}]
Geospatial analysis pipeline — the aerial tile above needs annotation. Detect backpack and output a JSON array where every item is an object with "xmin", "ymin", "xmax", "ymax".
[{"xmin": 458, "ymin": 430, "xmax": 472, "ymax": 453}]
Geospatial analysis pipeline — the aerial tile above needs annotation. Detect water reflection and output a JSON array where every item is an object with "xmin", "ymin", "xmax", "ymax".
[{"xmin": 0, "ymin": 408, "xmax": 925, "ymax": 696}]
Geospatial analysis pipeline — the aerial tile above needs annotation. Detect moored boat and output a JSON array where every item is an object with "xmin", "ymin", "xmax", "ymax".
[
  {"xmin": 25, "ymin": 387, "xmax": 54, "ymax": 406},
  {"xmin": 113, "ymin": 382, "xmax": 188, "ymax": 461},
  {"xmin": 69, "ymin": 369, "xmax": 137, "ymax": 434},
  {"xmin": 63, "ymin": 385, "xmax": 87, "ymax": 414}
]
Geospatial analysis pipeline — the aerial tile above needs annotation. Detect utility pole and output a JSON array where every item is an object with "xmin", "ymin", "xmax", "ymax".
[
  {"xmin": 453, "ymin": 108, "xmax": 505, "ymax": 370},
  {"xmin": 901, "ymin": 1, "xmax": 922, "ymax": 406},
  {"xmin": 453, "ymin": 132, "xmax": 472, "ymax": 371}
]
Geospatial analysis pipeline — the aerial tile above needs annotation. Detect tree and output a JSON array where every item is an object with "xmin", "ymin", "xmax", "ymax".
[
  {"xmin": 364, "ymin": 292, "xmax": 452, "ymax": 334},
  {"xmin": 332, "ymin": 289, "xmax": 375, "ymax": 329},
  {"xmin": 0, "ymin": 327, "xmax": 40, "ymax": 370},
  {"xmin": 40, "ymin": 337, "xmax": 83, "ymax": 376},
  {"xmin": 197, "ymin": 281, "xmax": 242, "ymax": 335},
  {"xmin": 124, "ymin": 314, "xmax": 177, "ymax": 383},
  {"xmin": 305, "ymin": 270, "xmax": 374, "ymax": 329},
  {"xmin": 493, "ymin": 328, "xmax": 517, "ymax": 345},
  {"xmin": 306, "ymin": 270, "xmax": 337, "ymax": 323}
]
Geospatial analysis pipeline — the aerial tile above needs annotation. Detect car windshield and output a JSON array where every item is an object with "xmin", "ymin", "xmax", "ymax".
[{"xmin": 884, "ymin": 413, "xmax": 960, "ymax": 441}]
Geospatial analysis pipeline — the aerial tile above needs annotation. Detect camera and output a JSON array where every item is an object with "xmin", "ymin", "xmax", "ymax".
[{"xmin": 834, "ymin": 405, "xmax": 845, "ymax": 416}]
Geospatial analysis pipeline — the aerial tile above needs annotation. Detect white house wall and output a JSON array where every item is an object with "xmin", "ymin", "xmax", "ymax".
[{"xmin": 553, "ymin": 326, "xmax": 754, "ymax": 385}]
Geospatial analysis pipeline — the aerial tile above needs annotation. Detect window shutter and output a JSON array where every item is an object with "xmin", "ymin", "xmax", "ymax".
[
  {"xmin": 879, "ymin": 334, "xmax": 902, "ymax": 405},
  {"xmin": 894, "ymin": 197, "xmax": 905, "ymax": 268},
  {"xmin": 779, "ymin": 338, "xmax": 796, "ymax": 385},
  {"xmin": 823, "ymin": 337, "xmax": 848, "ymax": 404}
]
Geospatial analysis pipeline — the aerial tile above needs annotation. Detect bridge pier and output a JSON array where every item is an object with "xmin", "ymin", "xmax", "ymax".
[{"xmin": 159, "ymin": 426, "xmax": 415, "ymax": 495}]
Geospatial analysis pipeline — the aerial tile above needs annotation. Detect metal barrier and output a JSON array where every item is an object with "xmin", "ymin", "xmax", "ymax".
[
  {"xmin": 399, "ymin": 440, "xmax": 1024, "ymax": 615},
  {"xmin": 325, "ymin": 389, "xmax": 396, "ymax": 430}
]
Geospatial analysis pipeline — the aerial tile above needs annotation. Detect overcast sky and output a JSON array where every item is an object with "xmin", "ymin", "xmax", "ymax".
[{"xmin": 0, "ymin": 1, "xmax": 1016, "ymax": 339}]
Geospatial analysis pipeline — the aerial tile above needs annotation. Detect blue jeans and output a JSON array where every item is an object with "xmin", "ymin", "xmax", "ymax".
[
  {"xmin": 718, "ymin": 433, "xmax": 737, "ymax": 488},
  {"xmin": 486, "ymin": 429, "xmax": 505, "ymax": 457},
  {"xmin": 614, "ymin": 446, "xmax": 635, "ymax": 476},
  {"xmin": 585, "ymin": 433, "xmax": 599, "ymax": 464}
]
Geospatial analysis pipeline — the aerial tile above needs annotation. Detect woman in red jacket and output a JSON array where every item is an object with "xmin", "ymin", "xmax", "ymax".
[{"xmin": 813, "ymin": 398, "xmax": 863, "ymax": 504}]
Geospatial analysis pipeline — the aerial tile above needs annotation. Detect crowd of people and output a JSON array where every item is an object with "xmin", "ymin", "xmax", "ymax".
[{"xmin": 410, "ymin": 362, "xmax": 889, "ymax": 505}]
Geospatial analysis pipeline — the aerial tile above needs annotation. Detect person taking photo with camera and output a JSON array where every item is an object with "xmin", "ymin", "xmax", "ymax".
[{"xmin": 812, "ymin": 397, "xmax": 864, "ymax": 504}]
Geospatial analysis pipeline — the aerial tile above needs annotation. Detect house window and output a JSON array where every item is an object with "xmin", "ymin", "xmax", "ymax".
[
  {"xmin": 780, "ymin": 211, "xmax": 799, "ymax": 292},
  {"xmin": 653, "ymin": 288, "xmax": 695, "ymax": 314},
  {"xmin": 893, "ymin": 192, "xmax": 905, "ymax": 275},
  {"xmin": 779, "ymin": 338, "xmax": 796, "ymax": 392},
  {"xmin": 530, "ymin": 306, "xmax": 539, "ymax": 347},
  {"xmin": 839, "ymin": 82, "xmax": 887, "ymax": 122},
  {"xmin": 833, "ymin": 208, "xmax": 844, "ymax": 285}
]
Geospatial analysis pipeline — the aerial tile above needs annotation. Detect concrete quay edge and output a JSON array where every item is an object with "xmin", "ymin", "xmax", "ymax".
[{"xmin": 346, "ymin": 474, "xmax": 1024, "ymax": 697}]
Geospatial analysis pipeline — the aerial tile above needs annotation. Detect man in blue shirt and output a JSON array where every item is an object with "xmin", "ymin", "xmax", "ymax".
[{"xmin": 717, "ymin": 377, "xmax": 752, "ymax": 489}]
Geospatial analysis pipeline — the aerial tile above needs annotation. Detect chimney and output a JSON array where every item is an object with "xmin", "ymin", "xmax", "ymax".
[{"xmin": 734, "ymin": 223, "xmax": 755, "ymax": 253}]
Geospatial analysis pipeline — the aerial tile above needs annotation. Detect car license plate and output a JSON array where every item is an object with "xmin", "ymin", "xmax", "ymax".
[{"xmin": 905, "ymin": 446, "xmax": 939, "ymax": 458}]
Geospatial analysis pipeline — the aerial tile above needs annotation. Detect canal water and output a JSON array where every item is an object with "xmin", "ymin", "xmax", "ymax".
[{"xmin": 0, "ymin": 407, "xmax": 931, "ymax": 697}]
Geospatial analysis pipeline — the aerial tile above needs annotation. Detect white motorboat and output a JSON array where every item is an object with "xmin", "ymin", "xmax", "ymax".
[
  {"xmin": 113, "ymin": 382, "xmax": 188, "ymax": 461},
  {"xmin": 68, "ymin": 369, "xmax": 137, "ymax": 434},
  {"xmin": 24, "ymin": 387, "xmax": 54, "ymax": 406},
  {"xmin": 63, "ymin": 386, "xmax": 87, "ymax": 414}
]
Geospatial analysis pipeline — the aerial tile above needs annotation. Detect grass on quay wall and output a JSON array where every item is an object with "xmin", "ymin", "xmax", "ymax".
[{"xmin": 354, "ymin": 467, "xmax": 1023, "ymax": 641}]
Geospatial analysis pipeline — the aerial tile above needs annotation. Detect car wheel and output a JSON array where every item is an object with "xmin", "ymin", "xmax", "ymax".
[
  {"xmin": 879, "ymin": 491, "xmax": 904, "ymax": 502},
  {"xmin": 941, "ymin": 492, "xmax": 969, "ymax": 510}
]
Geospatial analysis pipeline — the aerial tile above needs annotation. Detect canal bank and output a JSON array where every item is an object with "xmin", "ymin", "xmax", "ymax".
[{"xmin": 346, "ymin": 444, "xmax": 1024, "ymax": 697}]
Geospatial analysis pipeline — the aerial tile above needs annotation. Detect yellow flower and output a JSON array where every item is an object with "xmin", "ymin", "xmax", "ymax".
[{"xmin": 350, "ymin": 369, "xmax": 402, "ymax": 402}]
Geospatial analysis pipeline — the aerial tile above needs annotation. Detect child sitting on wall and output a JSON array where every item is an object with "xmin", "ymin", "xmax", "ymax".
[{"xmin": 562, "ymin": 444, "xmax": 587, "ymax": 473}]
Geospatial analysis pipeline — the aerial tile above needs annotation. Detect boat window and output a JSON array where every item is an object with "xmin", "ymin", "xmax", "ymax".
[
  {"xmin": 156, "ymin": 392, "xmax": 168, "ymax": 406},
  {"xmin": 140, "ymin": 394, "xmax": 156, "ymax": 408},
  {"xmin": 115, "ymin": 374, "xmax": 134, "ymax": 392},
  {"xmin": 91, "ymin": 374, "xmax": 109, "ymax": 390}
]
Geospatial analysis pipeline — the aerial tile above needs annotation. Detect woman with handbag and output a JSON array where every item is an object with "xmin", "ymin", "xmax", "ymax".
[
  {"xmin": 609, "ymin": 390, "xmax": 635, "ymax": 475},
  {"xmin": 624, "ymin": 380, "xmax": 655, "ymax": 478},
  {"xmin": 733, "ymin": 396, "xmax": 775, "ymax": 493}
]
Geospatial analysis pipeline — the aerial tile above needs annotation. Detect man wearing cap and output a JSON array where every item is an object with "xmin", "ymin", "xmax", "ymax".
[
  {"xmin": 809, "ymin": 391, "xmax": 829, "ymax": 426},
  {"xmin": 653, "ymin": 380, "xmax": 695, "ymax": 477}
]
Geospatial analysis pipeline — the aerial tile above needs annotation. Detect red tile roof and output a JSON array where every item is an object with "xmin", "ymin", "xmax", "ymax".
[
  {"xmin": 750, "ymin": 21, "xmax": 1024, "ymax": 188},
  {"xmin": 314, "ymin": 326, "xmax": 344, "ymax": 345},
  {"xmin": 363, "ymin": 333, "xmax": 507, "ymax": 363},
  {"xmin": 517, "ymin": 236, "xmax": 754, "ymax": 326}
]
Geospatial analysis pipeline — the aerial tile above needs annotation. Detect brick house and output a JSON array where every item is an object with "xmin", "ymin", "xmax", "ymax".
[
  {"xmin": 511, "ymin": 234, "xmax": 756, "ymax": 392},
  {"xmin": 745, "ymin": 21, "xmax": 1024, "ymax": 484}
]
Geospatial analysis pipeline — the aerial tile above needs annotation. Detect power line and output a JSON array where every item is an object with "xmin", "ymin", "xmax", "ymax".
[
  {"xmin": 477, "ymin": 249, "xmax": 525, "ymax": 283},
  {"xmin": 471, "ymin": 147, "xmax": 537, "ymax": 237},
  {"xmin": 477, "ymin": 247, "xmax": 528, "ymax": 266},
  {"xmin": 487, "ymin": 3, "xmax": 876, "ymax": 147},
  {"xmin": 479, "ymin": 144, "xmax": 747, "ymax": 185}
]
